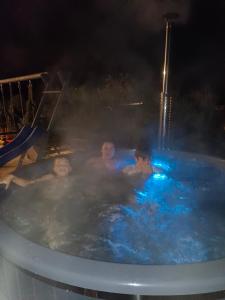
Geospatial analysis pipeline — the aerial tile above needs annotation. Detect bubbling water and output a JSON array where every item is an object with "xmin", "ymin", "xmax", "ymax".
[{"xmin": 1, "ymin": 151, "xmax": 225, "ymax": 265}]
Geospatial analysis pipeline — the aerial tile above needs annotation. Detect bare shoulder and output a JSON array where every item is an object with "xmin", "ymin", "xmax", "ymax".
[{"xmin": 122, "ymin": 165, "xmax": 136, "ymax": 175}]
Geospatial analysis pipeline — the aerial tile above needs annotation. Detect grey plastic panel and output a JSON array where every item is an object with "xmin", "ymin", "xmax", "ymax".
[
  {"xmin": 0, "ymin": 253, "xmax": 99, "ymax": 300},
  {"xmin": 1, "ymin": 220, "xmax": 225, "ymax": 296}
]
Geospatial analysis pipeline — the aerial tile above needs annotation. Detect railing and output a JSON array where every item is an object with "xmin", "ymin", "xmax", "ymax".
[{"xmin": 0, "ymin": 72, "xmax": 48, "ymax": 84}]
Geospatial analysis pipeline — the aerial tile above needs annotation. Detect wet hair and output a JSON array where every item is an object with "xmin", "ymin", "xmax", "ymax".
[
  {"xmin": 134, "ymin": 150, "xmax": 150, "ymax": 161},
  {"xmin": 102, "ymin": 141, "xmax": 115, "ymax": 148}
]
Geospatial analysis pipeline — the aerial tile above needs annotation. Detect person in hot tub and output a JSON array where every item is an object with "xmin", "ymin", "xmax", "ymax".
[
  {"xmin": 0, "ymin": 157, "xmax": 72, "ymax": 189},
  {"xmin": 122, "ymin": 149, "xmax": 160, "ymax": 214},
  {"xmin": 86, "ymin": 141, "xmax": 119, "ymax": 172},
  {"xmin": 122, "ymin": 149, "xmax": 154, "ymax": 177}
]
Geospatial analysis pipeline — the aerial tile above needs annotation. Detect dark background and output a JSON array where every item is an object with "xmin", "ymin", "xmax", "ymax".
[
  {"xmin": 0, "ymin": 0, "xmax": 224, "ymax": 155},
  {"xmin": 0, "ymin": 0, "xmax": 224, "ymax": 88}
]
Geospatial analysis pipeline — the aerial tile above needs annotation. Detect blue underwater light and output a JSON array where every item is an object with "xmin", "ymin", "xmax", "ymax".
[
  {"xmin": 152, "ymin": 159, "xmax": 171, "ymax": 172},
  {"xmin": 102, "ymin": 154, "xmax": 217, "ymax": 265},
  {"xmin": 152, "ymin": 173, "xmax": 168, "ymax": 180}
]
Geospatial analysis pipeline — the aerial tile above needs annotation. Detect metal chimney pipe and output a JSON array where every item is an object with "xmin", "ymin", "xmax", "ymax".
[{"xmin": 158, "ymin": 13, "xmax": 178, "ymax": 150}]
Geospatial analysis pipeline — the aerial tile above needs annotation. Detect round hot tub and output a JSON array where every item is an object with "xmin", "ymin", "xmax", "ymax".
[{"xmin": 0, "ymin": 150, "xmax": 225, "ymax": 300}]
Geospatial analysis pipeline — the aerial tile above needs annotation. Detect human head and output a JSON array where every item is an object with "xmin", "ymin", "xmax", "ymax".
[
  {"xmin": 101, "ymin": 142, "xmax": 115, "ymax": 160},
  {"xmin": 53, "ymin": 157, "xmax": 72, "ymax": 177},
  {"xmin": 134, "ymin": 150, "xmax": 150, "ymax": 165}
]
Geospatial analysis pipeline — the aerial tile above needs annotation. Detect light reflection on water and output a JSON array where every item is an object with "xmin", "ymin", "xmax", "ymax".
[{"xmin": 1, "ymin": 153, "xmax": 225, "ymax": 265}]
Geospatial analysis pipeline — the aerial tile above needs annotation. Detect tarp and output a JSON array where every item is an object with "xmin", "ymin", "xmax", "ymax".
[
  {"xmin": 0, "ymin": 126, "xmax": 33, "ymax": 156},
  {"xmin": 0, "ymin": 127, "xmax": 44, "ymax": 167}
]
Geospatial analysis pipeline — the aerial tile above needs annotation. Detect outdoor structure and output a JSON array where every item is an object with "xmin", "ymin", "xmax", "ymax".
[{"xmin": 0, "ymin": 72, "xmax": 70, "ymax": 171}]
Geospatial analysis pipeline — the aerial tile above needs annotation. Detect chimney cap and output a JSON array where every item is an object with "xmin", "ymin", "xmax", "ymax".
[{"xmin": 163, "ymin": 13, "xmax": 180, "ymax": 21}]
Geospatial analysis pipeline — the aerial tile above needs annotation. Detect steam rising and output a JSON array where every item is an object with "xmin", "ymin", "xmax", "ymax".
[
  {"xmin": 95, "ymin": 0, "xmax": 191, "ymax": 32},
  {"xmin": 131, "ymin": 0, "xmax": 191, "ymax": 31},
  {"xmin": 55, "ymin": 74, "xmax": 158, "ymax": 148},
  {"xmin": 1, "ymin": 151, "xmax": 225, "ymax": 264}
]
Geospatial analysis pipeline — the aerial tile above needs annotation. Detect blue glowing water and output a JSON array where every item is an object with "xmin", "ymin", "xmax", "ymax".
[
  {"xmin": 101, "ymin": 170, "xmax": 199, "ymax": 264},
  {"xmin": 1, "ymin": 151, "xmax": 225, "ymax": 265},
  {"xmin": 91, "ymin": 154, "xmax": 225, "ymax": 265}
]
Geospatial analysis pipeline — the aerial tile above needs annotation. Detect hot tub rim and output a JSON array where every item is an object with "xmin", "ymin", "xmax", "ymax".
[{"xmin": 1, "ymin": 220, "xmax": 225, "ymax": 296}]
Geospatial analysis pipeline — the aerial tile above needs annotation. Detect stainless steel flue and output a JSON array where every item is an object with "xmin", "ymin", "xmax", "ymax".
[{"xmin": 158, "ymin": 13, "xmax": 178, "ymax": 149}]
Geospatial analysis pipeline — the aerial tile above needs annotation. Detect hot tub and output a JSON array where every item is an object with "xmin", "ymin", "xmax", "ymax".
[{"xmin": 1, "ymin": 150, "xmax": 225, "ymax": 300}]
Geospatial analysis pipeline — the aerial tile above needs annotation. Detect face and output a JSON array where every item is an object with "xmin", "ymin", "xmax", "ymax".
[
  {"xmin": 101, "ymin": 142, "xmax": 115, "ymax": 160},
  {"xmin": 136, "ymin": 156, "xmax": 150, "ymax": 167},
  {"xmin": 53, "ymin": 158, "xmax": 72, "ymax": 177}
]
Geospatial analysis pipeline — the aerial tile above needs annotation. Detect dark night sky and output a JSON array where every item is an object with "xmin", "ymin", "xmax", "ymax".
[{"xmin": 0, "ymin": 0, "xmax": 225, "ymax": 97}]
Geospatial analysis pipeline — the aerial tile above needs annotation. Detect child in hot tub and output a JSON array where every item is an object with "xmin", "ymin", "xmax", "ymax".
[
  {"xmin": 0, "ymin": 157, "xmax": 72, "ymax": 189},
  {"xmin": 122, "ymin": 149, "xmax": 154, "ymax": 177},
  {"xmin": 122, "ymin": 149, "xmax": 159, "ymax": 213},
  {"xmin": 86, "ymin": 141, "xmax": 119, "ymax": 173}
]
